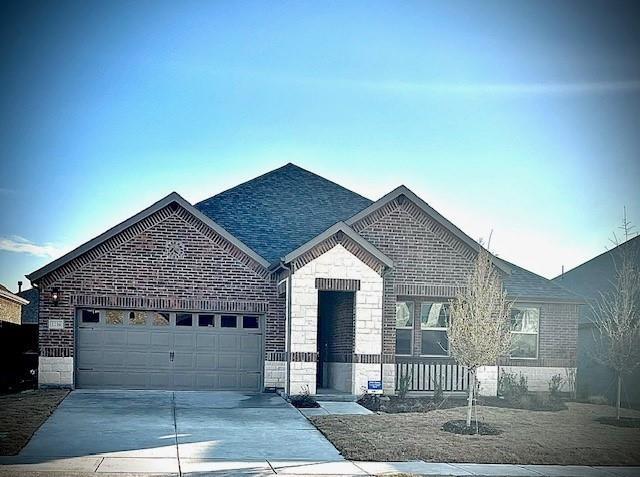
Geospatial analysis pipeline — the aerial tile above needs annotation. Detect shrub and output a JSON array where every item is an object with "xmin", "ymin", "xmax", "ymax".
[
  {"xmin": 397, "ymin": 370, "xmax": 413, "ymax": 399},
  {"xmin": 498, "ymin": 371, "xmax": 528, "ymax": 402},
  {"xmin": 548, "ymin": 374, "xmax": 564, "ymax": 401},
  {"xmin": 289, "ymin": 385, "xmax": 320, "ymax": 408}
]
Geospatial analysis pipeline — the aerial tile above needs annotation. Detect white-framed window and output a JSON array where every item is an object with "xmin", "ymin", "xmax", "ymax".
[
  {"xmin": 395, "ymin": 302, "xmax": 414, "ymax": 355},
  {"xmin": 510, "ymin": 306, "xmax": 539, "ymax": 359},
  {"xmin": 420, "ymin": 303, "xmax": 450, "ymax": 356}
]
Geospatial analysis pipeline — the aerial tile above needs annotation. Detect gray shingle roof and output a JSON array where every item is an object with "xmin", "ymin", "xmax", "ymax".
[
  {"xmin": 195, "ymin": 164, "xmax": 373, "ymax": 264},
  {"xmin": 499, "ymin": 259, "xmax": 583, "ymax": 302},
  {"xmin": 17, "ymin": 288, "xmax": 39, "ymax": 325},
  {"xmin": 551, "ymin": 235, "xmax": 640, "ymax": 300}
]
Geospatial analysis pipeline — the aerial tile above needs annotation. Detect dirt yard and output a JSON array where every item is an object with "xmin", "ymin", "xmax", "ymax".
[
  {"xmin": 310, "ymin": 402, "xmax": 640, "ymax": 465},
  {"xmin": 0, "ymin": 389, "xmax": 68, "ymax": 455}
]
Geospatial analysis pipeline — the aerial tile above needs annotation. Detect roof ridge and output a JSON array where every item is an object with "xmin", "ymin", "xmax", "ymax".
[{"xmin": 195, "ymin": 163, "xmax": 372, "ymax": 207}]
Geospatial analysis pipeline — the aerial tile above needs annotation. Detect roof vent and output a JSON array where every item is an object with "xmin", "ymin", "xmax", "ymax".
[{"xmin": 397, "ymin": 194, "xmax": 406, "ymax": 205}]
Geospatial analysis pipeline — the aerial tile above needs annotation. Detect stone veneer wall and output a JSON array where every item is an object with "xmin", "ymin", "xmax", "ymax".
[{"xmin": 289, "ymin": 244, "xmax": 384, "ymax": 395}]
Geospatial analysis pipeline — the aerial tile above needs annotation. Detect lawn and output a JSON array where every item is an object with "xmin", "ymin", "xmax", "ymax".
[
  {"xmin": 0, "ymin": 389, "xmax": 69, "ymax": 455},
  {"xmin": 310, "ymin": 402, "xmax": 640, "ymax": 465}
]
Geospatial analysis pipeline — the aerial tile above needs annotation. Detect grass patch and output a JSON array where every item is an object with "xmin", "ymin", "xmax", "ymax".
[
  {"xmin": 0, "ymin": 389, "xmax": 69, "ymax": 455},
  {"xmin": 309, "ymin": 402, "xmax": 640, "ymax": 464}
]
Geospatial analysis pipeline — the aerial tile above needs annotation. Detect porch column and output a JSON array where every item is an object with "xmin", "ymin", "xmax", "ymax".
[
  {"xmin": 288, "ymin": 272, "xmax": 319, "ymax": 395},
  {"xmin": 352, "ymin": 278, "xmax": 384, "ymax": 394}
]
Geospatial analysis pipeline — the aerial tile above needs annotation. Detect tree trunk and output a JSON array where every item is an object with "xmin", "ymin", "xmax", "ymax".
[
  {"xmin": 617, "ymin": 373, "xmax": 622, "ymax": 420},
  {"xmin": 466, "ymin": 370, "xmax": 475, "ymax": 427}
]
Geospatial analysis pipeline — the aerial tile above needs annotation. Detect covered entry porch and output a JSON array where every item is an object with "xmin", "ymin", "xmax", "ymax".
[{"xmin": 281, "ymin": 229, "xmax": 393, "ymax": 396}]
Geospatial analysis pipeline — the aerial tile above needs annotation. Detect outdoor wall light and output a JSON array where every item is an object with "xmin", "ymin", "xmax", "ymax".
[{"xmin": 51, "ymin": 287, "xmax": 60, "ymax": 306}]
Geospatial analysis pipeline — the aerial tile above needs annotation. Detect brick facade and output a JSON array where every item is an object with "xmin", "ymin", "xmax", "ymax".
[
  {"xmin": 33, "ymin": 185, "xmax": 579, "ymax": 394},
  {"xmin": 37, "ymin": 203, "xmax": 285, "ymax": 386},
  {"xmin": 352, "ymin": 194, "xmax": 579, "ymax": 372}
]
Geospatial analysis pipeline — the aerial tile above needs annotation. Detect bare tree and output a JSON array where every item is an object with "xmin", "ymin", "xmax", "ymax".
[
  {"xmin": 448, "ymin": 245, "xmax": 513, "ymax": 428},
  {"xmin": 591, "ymin": 220, "xmax": 640, "ymax": 419}
]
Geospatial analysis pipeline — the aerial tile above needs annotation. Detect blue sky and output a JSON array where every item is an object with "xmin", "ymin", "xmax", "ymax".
[{"xmin": 1, "ymin": 0, "xmax": 639, "ymax": 291}]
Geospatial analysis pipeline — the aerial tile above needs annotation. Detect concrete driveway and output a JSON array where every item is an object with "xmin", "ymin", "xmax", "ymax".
[{"xmin": 12, "ymin": 389, "xmax": 342, "ymax": 471}]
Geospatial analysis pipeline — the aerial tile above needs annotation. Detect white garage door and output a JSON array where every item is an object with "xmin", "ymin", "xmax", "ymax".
[{"xmin": 76, "ymin": 309, "xmax": 263, "ymax": 390}]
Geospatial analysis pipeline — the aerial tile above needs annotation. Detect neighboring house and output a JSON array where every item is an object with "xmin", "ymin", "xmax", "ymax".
[
  {"xmin": 0, "ymin": 284, "xmax": 28, "ymax": 325},
  {"xmin": 553, "ymin": 235, "xmax": 640, "ymax": 407},
  {"xmin": 0, "ymin": 283, "xmax": 32, "ymax": 391},
  {"xmin": 26, "ymin": 164, "xmax": 581, "ymax": 396}
]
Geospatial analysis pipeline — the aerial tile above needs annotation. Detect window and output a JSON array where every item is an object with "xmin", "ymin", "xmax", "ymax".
[
  {"xmin": 510, "ymin": 306, "xmax": 539, "ymax": 359},
  {"xmin": 420, "ymin": 303, "xmax": 449, "ymax": 356},
  {"xmin": 128, "ymin": 311, "xmax": 146, "ymax": 326},
  {"xmin": 221, "ymin": 315, "xmax": 237, "ymax": 328},
  {"xmin": 152, "ymin": 312, "xmax": 170, "ymax": 326},
  {"xmin": 198, "ymin": 314, "xmax": 215, "ymax": 327},
  {"xmin": 106, "ymin": 310, "xmax": 123, "ymax": 325},
  {"xmin": 176, "ymin": 313, "xmax": 193, "ymax": 327},
  {"xmin": 243, "ymin": 316, "xmax": 259, "ymax": 329},
  {"xmin": 81, "ymin": 309, "xmax": 99, "ymax": 323},
  {"xmin": 395, "ymin": 302, "xmax": 414, "ymax": 355}
]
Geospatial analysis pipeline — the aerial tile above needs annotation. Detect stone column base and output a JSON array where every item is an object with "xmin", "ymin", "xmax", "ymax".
[{"xmin": 38, "ymin": 356, "xmax": 74, "ymax": 388}]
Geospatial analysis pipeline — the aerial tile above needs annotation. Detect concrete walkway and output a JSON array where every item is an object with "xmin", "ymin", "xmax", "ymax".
[
  {"xmin": 1, "ymin": 390, "xmax": 638, "ymax": 476},
  {"xmin": 0, "ymin": 456, "xmax": 638, "ymax": 476}
]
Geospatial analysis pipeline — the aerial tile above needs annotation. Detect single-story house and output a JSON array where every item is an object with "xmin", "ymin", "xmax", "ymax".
[
  {"xmin": 553, "ymin": 235, "xmax": 640, "ymax": 407},
  {"xmin": 27, "ymin": 163, "xmax": 581, "ymax": 396}
]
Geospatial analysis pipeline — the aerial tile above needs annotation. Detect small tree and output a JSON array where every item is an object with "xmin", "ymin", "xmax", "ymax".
[
  {"xmin": 590, "ymin": 223, "xmax": 640, "ymax": 419},
  {"xmin": 449, "ymin": 245, "xmax": 513, "ymax": 427}
]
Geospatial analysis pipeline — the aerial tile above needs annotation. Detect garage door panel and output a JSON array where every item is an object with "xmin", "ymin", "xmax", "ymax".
[
  {"xmin": 149, "ymin": 352, "xmax": 171, "ymax": 369},
  {"xmin": 77, "ymin": 349, "xmax": 103, "ymax": 368},
  {"xmin": 127, "ymin": 331, "xmax": 151, "ymax": 346},
  {"xmin": 104, "ymin": 330, "xmax": 127, "ymax": 345},
  {"xmin": 219, "ymin": 335, "xmax": 241, "ymax": 351},
  {"xmin": 195, "ymin": 334, "xmax": 216, "ymax": 348},
  {"xmin": 126, "ymin": 351, "xmax": 149, "ymax": 367},
  {"xmin": 102, "ymin": 350, "xmax": 126, "ymax": 366},
  {"xmin": 77, "ymin": 309, "xmax": 263, "ymax": 391},
  {"xmin": 174, "ymin": 333, "xmax": 195, "ymax": 348},
  {"xmin": 78, "ymin": 328, "xmax": 102, "ymax": 345},
  {"xmin": 242, "ymin": 373, "xmax": 261, "ymax": 390},
  {"xmin": 242, "ymin": 334, "xmax": 261, "ymax": 349},
  {"xmin": 240, "ymin": 354, "xmax": 261, "ymax": 369},
  {"xmin": 151, "ymin": 332, "xmax": 171, "ymax": 347}
]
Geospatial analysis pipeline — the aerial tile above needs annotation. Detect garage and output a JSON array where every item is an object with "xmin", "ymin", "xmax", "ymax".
[{"xmin": 76, "ymin": 308, "xmax": 263, "ymax": 390}]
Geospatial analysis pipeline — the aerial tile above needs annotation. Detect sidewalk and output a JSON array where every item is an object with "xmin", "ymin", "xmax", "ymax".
[{"xmin": 0, "ymin": 456, "xmax": 639, "ymax": 476}]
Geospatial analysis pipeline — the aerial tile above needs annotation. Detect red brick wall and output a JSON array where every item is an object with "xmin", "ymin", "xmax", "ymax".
[
  {"xmin": 352, "ymin": 195, "xmax": 579, "ymax": 367},
  {"xmin": 38, "ymin": 204, "xmax": 284, "ymax": 358}
]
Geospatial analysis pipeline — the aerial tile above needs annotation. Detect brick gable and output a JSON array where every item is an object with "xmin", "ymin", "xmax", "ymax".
[{"xmin": 38, "ymin": 204, "xmax": 284, "ymax": 359}]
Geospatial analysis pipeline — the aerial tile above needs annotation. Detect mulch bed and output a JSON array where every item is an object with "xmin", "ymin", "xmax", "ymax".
[
  {"xmin": 358, "ymin": 394, "xmax": 467, "ymax": 413},
  {"xmin": 596, "ymin": 416, "xmax": 640, "ymax": 428},
  {"xmin": 309, "ymin": 402, "xmax": 640, "ymax": 464},
  {"xmin": 0, "ymin": 389, "xmax": 69, "ymax": 455},
  {"xmin": 441, "ymin": 419, "xmax": 501, "ymax": 435}
]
